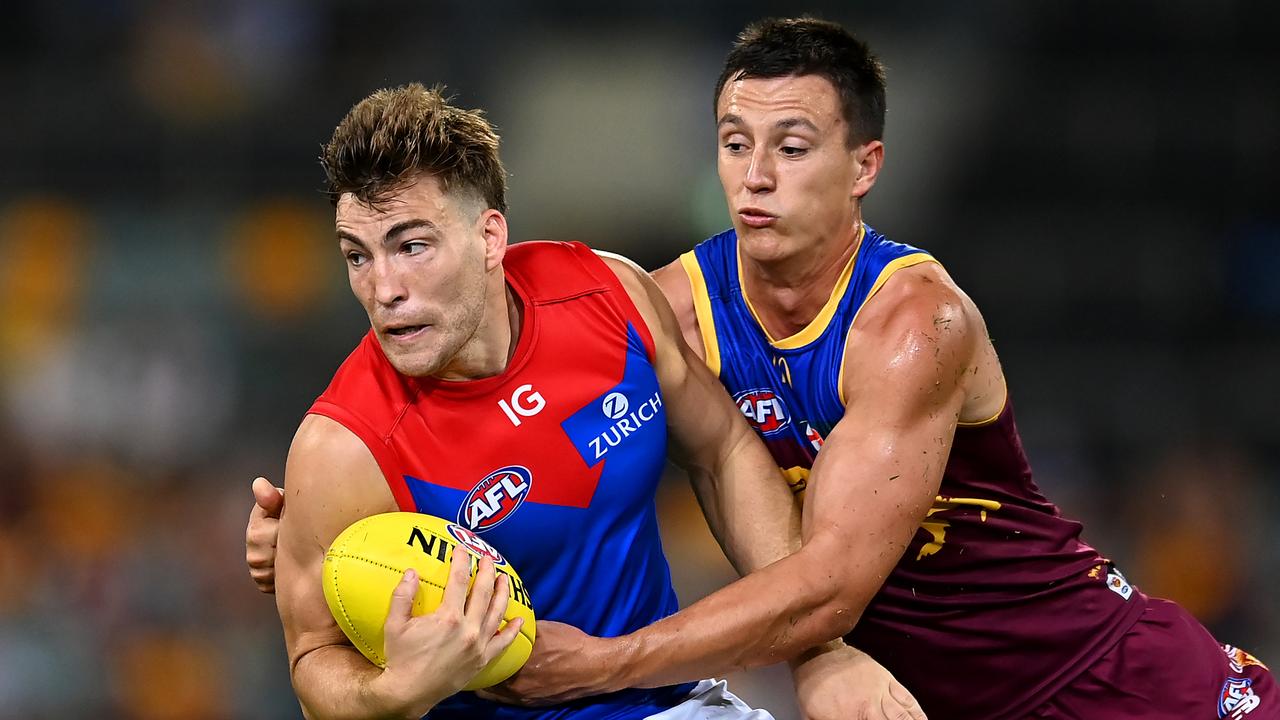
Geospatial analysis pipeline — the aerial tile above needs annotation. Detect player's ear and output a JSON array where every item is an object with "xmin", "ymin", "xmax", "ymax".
[
  {"xmin": 478, "ymin": 208, "xmax": 508, "ymax": 272},
  {"xmin": 852, "ymin": 139, "xmax": 884, "ymax": 199}
]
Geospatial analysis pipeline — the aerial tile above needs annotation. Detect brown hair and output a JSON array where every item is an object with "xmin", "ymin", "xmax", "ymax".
[
  {"xmin": 322, "ymin": 83, "xmax": 508, "ymax": 213},
  {"xmin": 715, "ymin": 18, "xmax": 887, "ymax": 147}
]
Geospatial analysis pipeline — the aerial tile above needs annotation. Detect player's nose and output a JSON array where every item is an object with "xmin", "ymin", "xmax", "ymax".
[
  {"xmin": 371, "ymin": 258, "xmax": 408, "ymax": 306},
  {"xmin": 743, "ymin": 148, "xmax": 775, "ymax": 192}
]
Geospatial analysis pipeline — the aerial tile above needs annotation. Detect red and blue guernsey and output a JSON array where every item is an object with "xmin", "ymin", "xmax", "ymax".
[
  {"xmin": 680, "ymin": 225, "xmax": 1149, "ymax": 720},
  {"xmin": 309, "ymin": 241, "xmax": 696, "ymax": 720}
]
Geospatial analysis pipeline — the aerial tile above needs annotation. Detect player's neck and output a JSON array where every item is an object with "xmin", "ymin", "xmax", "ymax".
[
  {"xmin": 739, "ymin": 220, "xmax": 862, "ymax": 339},
  {"xmin": 433, "ymin": 277, "xmax": 522, "ymax": 381}
]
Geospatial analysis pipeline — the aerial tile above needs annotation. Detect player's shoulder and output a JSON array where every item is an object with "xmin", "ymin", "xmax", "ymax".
[
  {"xmin": 594, "ymin": 249, "xmax": 647, "ymax": 284},
  {"xmin": 594, "ymin": 250, "xmax": 664, "ymax": 312},
  {"xmin": 506, "ymin": 239, "xmax": 588, "ymax": 268},
  {"xmin": 506, "ymin": 240, "xmax": 625, "ymax": 303},
  {"xmin": 290, "ymin": 413, "xmax": 369, "ymax": 463},
  {"xmin": 285, "ymin": 414, "xmax": 394, "ymax": 526},
  {"xmin": 649, "ymin": 259, "xmax": 692, "ymax": 314},
  {"xmin": 505, "ymin": 240, "xmax": 588, "ymax": 283},
  {"xmin": 592, "ymin": 251, "xmax": 698, "ymax": 362},
  {"xmin": 853, "ymin": 261, "xmax": 979, "ymax": 357},
  {"xmin": 648, "ymin": 259, "xmax": 703, "ymax": 360}
]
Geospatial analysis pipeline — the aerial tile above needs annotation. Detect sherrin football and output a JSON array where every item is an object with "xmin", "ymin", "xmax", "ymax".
[{"xmin": 321, "ymin": 512, "xmax": 536, "ymax": 690}]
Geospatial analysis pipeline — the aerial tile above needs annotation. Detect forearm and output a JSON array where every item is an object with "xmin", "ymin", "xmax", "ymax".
[
  {"xmin": 688, "ymin": 428, "xmax": 801, "ymax": 575},
  {"xmin": 609, "ymin": 437, "xmax": 935, "ymax": 690},
  {"xmin": 292, "ymin": 646, "xmax": 441, "ymax": 720},
  {"xmin": 606, "ymin": 536, "xmax": 874, "ymax": 690}
]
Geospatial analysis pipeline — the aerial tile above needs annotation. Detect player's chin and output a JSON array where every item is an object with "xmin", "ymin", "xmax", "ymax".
[
  {"xmin": 383, "ymin": 343, "xmax": 447, "ymax": 378},
  {"xmin": 736, "ymin": 225, "xmax": 794, "ymax": 260}
]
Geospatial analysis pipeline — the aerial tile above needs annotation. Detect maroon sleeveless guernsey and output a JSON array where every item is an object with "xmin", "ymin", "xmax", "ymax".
[
  {"xmin": 682, "ymin": 227, "xmax": 1148, "ymax": 719},
  {"xmin": 849, "ymin": 403, "xmax": 1147, "ymax": 718}
]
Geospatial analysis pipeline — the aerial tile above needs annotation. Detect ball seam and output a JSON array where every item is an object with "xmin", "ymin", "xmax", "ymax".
[{"xmin": 329, "ymin": 552, "xmax": 450, "ymax": 666}]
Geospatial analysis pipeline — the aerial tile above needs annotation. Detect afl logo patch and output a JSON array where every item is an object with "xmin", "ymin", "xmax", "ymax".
[
  {"xmin": 733, "ymin": 388, "xmax": 791, "ymax": 436},
  {"xmin": 445, "ymin": 523, "xmax": 508, "ymax": 566},
  {"xmin": 459, "ymin": 465, "xmax": 532, "ymax": 532},
  {"xmin": 1219, "ymin": 677, "xmax": 1261, "ymax": 718}
]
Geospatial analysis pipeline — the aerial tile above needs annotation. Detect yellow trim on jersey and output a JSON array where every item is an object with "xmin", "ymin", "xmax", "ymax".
[
  {"xmin": 679, "ymin": 251, "xmax": 721, "ymax": 377},
  {"xmin": 738, "ymin": 224, "xmax": 866, "ymax": 351},
  {"xmin": 836, "ymin": 253, "xmax": 940, "ymax": 406},
  {"xmin": 956, "ymin": 390, "xmax": 1009, "ymax": 427}
]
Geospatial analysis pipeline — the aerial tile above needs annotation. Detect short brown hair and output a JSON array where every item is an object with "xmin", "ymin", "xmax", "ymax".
[
  {"xmin": 715, "ymin": 18, "xmax": 887, "ymax": 147},
  {"xmin": 322, "ymin": 83, "xmax": 508, "ymax": 213}
]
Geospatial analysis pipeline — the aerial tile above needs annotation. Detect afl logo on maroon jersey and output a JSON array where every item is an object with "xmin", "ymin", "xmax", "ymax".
[
  {"xmin": 459, "ymin": 465, "xmax": 532, "ymax": 532},
  {"xmin": 445, "ymin": 523, "xmax": 509, "ymax": 566},
  {"xmin": 733, "ymin": 388, "xmax": 791, "ymax": 436}
]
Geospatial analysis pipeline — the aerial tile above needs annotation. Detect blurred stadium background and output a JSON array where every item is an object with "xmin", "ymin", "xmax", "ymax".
[{"xmin": 1, "ymin": 1, "xmax": 1278, "ymax": 718}]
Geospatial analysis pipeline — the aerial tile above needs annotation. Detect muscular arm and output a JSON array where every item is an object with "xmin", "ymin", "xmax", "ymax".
[
  {"xmin": 594, "ymin": 269, "xmax": 978, "ymax": 690},
  {"xmin": 606, "ymin": 254, "xmax": 801, "ymax": 574},
  {"xmin": 275, "ymin": 415, "xmax": 407, "ymax": 719},
  {"xmin": 277, "ymin": 415, "xmax": 519, "ymax": 719},
  {"xmin": 650, "ymin": 259, "xmax": 927, "ymax": 720}
]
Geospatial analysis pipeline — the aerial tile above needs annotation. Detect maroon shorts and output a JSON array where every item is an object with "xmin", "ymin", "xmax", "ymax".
[{"xmin": 1030, "ymin": 598, "xmax": 1276, "ymax": 719}]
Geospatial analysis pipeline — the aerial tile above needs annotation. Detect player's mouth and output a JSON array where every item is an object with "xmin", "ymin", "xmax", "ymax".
[
  {"xmin": 737, "ymin": 207, "xmax": 778, "ymax": 228},
  {"xmin": 382, "ymin": 323, "xmax": 430, "ymax": 341}
]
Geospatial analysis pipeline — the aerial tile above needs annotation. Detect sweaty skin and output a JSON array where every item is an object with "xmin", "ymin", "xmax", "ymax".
[
  {"xmin": 273, "ymin": 172, "xmax": 805, "ymax": 719},
  {"xmin": 491, "ymin": 75, "xmax": 1003, "ymax": 709},
  {"xmin": 278, "ymin": 175, "xmax": 531, "ymax": 719},
  {"xmin": 250, "ymin": 74, "xmax": 935, "ymax": 719}
]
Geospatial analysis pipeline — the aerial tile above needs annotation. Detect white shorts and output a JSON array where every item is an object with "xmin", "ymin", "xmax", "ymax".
[{"xmin": 643, "ymin": 679, "xmax": 775, "ymax": 720}]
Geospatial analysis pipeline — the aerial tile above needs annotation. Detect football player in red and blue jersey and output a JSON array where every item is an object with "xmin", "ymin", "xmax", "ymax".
[{"xmin": 269, "ymin": 83, "xmax": 816, "ymax": 720}]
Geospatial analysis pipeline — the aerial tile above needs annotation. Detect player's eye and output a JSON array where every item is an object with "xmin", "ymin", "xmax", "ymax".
[
  {"xmin": 780, "ymin": 145, "xmax": 808, "ymax": 157},
  {"xmin": 403, "ymin": 241, "xmax": 429, "ymax": 255},
  {"xmin": 346, "ymin": 251, "xmax": 368, "ymax": 267},
  {"xmin": 723, "ymin": 141, "xmax": 747, "ymax": 153}
]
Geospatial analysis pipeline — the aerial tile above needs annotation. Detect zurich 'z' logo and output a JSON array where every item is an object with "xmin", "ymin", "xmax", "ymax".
[
  {"xmin": 459, "ymin": 465, "xmax": 532, "ymax": 532},
  {"xmin": 733, "ymin": 388, "xmax": 791, "ymax": 436},
  {"xmin": 602, "ymin": 392, "xmax": 629, "ymax": 419}
]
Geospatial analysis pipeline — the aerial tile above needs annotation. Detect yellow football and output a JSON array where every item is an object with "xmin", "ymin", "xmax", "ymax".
[{"xmin": 321, "ymin": 512, "xmax": 536, "ymax": 690}]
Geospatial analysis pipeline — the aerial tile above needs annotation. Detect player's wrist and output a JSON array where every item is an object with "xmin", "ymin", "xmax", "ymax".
[
  {"xmin": 365, "ymin": 670, "xmax": 446, "ymax": 720},
  {"xmin": 789, "ymin": 641, "xmax": 869, "ymax": 683},
  {"xmin": 787, "ymin": 638, "xmax": 851, "ymax": 672},
  {"xmin": 595, "ymin": 632, "xmax": 643, "ymax": 693}
]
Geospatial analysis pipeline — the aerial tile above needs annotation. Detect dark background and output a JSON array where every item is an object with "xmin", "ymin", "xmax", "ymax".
[{"xmin": 0, "ymin": 1, "xmax": 1276, "ymax": 717}]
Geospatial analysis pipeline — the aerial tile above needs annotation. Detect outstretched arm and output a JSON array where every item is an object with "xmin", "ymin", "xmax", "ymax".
[
  {"xmin": 653, "ymin": 258, "xmax": 927, "ymax": 720},
  {"xmin": 591, "ymin": 268, "xmax": 977, "ymax": 690}
]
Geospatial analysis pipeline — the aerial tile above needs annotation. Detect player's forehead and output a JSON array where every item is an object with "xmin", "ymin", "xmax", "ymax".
[
  {"xmin": 716, "ymin": 74, "xmax": 844, "ymax": 134},
  {"xmin": 335, "ymin": 174, "xmax": 456, "ymax": 237}
]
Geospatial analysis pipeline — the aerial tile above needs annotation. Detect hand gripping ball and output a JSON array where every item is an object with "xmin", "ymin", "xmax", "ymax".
[{"xmin": 322, "ymin": 512, "xmax": 536, "ymax": 689}]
